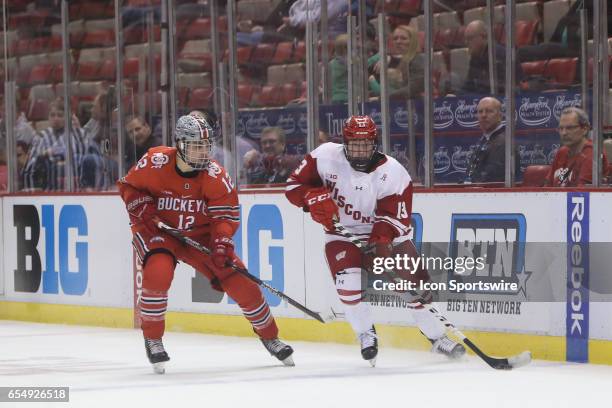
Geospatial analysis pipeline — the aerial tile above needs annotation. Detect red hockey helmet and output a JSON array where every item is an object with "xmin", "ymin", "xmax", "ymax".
[{"xmin": 342, "ymin": 115, "xmax": 378, "ymax": 171}]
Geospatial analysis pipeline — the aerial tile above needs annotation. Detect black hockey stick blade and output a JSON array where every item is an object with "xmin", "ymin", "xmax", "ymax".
[
  {"xmin": 156, "ymin": 220, "xmax": 325, "ymax": 323},
  {"xmin": 464, "ymin": 339, "xmax": 532, "ymax": 370}
]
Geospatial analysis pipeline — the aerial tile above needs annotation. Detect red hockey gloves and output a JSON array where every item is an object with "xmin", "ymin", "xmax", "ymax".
[
  {"xmin": 304, "ymin": 187, "xmax": 338, "ymax": 231},
  {"xmin": 211, "ymin": 236, "xmax": 235, "ymax": 267},
  {"xmin": 125, "ymin": 193, "xmax": 158, "ymax": 235}
]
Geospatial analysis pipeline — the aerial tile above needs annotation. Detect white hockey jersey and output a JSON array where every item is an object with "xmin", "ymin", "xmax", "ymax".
[{"xmin": 285, "ymin": 142, "xmax": 413, "ymax": 243}]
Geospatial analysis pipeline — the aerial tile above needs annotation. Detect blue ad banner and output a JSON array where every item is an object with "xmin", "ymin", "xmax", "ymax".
[{"xmin": 237, "ymin": 90, "xmax": 584, "ymax": 183}]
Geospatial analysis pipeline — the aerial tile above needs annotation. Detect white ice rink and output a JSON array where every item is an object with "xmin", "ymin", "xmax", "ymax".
[{"xmin": 1, "ymin": 320, "xmax": 611, "ymax": 408}]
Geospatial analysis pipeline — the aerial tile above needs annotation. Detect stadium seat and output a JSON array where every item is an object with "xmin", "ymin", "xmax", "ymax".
[
  {"xmin": 521, "ymin": 59, "xmax": 547, "ymax": 76},
  {"xmin": 279, "ymin": 83, "xmax": 299, "ymax": 105},
  {"xmin": 178, "ymin": 87, "xmax": 190, "ymax": 106},
  {"xmin": 99, "ymin": 59, "xmax": 116, "ymax": 81},
  {"xmin": 293, "ymin": 42, "xmax": 306, "ymax": 63},
  {"xmin": 178, "ymin": 72, "xmax": 212, "ymax": 88},
  {"xmin": 29, "ymin": 84, "xmax": 56, "ymax": 102},
  {"xmin": 272, "ymin": 42, "xmax": 293, "ymax": 65},
  {"xmin": 237, "ymin": 84, "xmax": 258, "ymax": 107},
  {"xmin": 182, "ymin": 18, "xmax": 211, "ymax": 40},
  {"xmin": 76, "ymin": 61, "xmax": 101, "ymax": 81},
  {"xmin": 257, "ymin": 85, "xmax": 281, "ymax": 107},
  {"xmin": 82, "ymin": 29, "xmax": 115, "ymax": 48},
  {"xmin": 544, "ymin": 58, "xmax": 577, "ymax": 86},
  {"xmin": 188, "ymin": 87, "xmax": 214, "ymax": 109},
  {"xmin": 28, "ymin": 98, "xmax": 50, "ymax": 121},
  {"xmin": 123, "ymin": 57, "xmax": 140, "ymax": 79},
  {"xmin": 522, "ymin": 165, "xmax": 551, "ymax": 187},
  {"xmin": 250, "ymin": 43, "xmax": 276, "ymax": 65},
  {"xmin": 29, "ymin": 64, "xmax": 55, "ymax": 85},
  {"xmin": 267, "ymin": 65, "xmax": 286, "ymax": 86}
]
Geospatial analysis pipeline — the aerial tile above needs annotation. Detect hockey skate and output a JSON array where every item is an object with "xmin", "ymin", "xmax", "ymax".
[
  {"xmin": 260, "ymin": 338, "xmax": 295, "ymax": 366},
  {"xmin": 144, "ymin": 338, "xmax": 170, "ymax": 374},
  {"xmin": 431, "ymin": 335, "xmax": 466, "ymax": 359},
  {"xmin": 359, "ymin": 326, "xmax": 378, "ymax": 367}
]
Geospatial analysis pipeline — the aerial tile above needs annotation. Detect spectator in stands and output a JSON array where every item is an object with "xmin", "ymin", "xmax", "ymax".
[
  {"xmin": 545, "ymin": 107, "xmax": 609, "ymax": 187},
  {"xmin": 0, "ymin": 95, "xmax": 37, "ymax": 147},
  {"xmin": 461, "ymin": 20, "xmax": 523, "ymax": 95},
  {"xmin": 35, "ymin": 98, "xmax": 88, "ymax": 191},
  {"xmin": 330, "ymin": 34, "xmax": 349, "ymax": 103},
  {"xmin": 81, "ymin": 89, "xmax": 118, "ymax": 191},
  {"xmin": 125, "ymin": 115, "xmax": 161, "ymax": 169},
  {"xmin": 19, "ymin": 138, "xmax": 48, "ymax": 192},
  {"xmin": 465, "ymin": 96, "xmax": 519, "ymax": 183},
  {"xmin": 368, "ymin": 25, "xmax": 425, "ymax": 99},
  {"xmin": 243, "ymin": 126, "xmax": 300, "ymax": 185}
]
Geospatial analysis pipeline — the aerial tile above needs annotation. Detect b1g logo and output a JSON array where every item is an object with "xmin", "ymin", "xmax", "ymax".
[
  {"xmin": 13, "ymin": 204, "xmax": 88, "ymax": 295},
  {"xmin": 449, "ymin": 214, "xmax": 529, "ymax": 295}
]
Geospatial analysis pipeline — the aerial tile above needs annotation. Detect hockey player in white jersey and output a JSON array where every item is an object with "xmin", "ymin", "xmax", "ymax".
[{"xmin": 285, "ymin": 115, "xmax": 465, "ymax": 366}]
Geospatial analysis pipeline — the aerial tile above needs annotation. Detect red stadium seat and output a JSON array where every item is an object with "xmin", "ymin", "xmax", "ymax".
[
  {"xmin": 293, "ymin": 42, "xmax": 306, "ymax": 63},
  {"xmin": 99, "ymin": 59, "xmax": 116, "ymax": 81},
  {"xmin": 279, "ymin": 82, "xmax": 298, "ymax": 105},
  {"xmin": 521, "ymin": 60, "xmax": 547, "ymax": 76},
  {"xmin": 250, "ymin": 43, "xmax": 276, "ymax": 64},
  {"xmin": 272, "ymin": 42, "xmax": 293, "ymax": 64},
  {"xmin": 123, "ymin": 57, "xmax": 140, "ymax": 79},
  {"xmin": 29, "ymin": 64, "xmax": 55, "ymax": 85},
  {"xmin": 544, "ymin": 58, "xmax": 578, "ymax": 86},
  {"xmin": 188, "ymin": 87, "xmax": 214, "ymax": 109},
  {"xmin": 28, "ymin": 99, "xmax": 50, "ymax": 121},
  {"xmin": 76, "ymin": 61, "xmax": 101, "ymax": 81},
  {"xmin": 183, "ymin": 18, "xmax": 211, "ymax": 40},
  {"xmin": 522, "ymin": 165, "xmax": 551, "ymax": 187},
  {"xmin": 237, "ymin": 84, "xmax": 258, "ymax": 107},
  {"xmin": 257, "ymin": 85, "xmax": 281, "ymax": 107},
  {"xmin": 82, "ymin": 30, "xmax": 115, "ymax": 48}
]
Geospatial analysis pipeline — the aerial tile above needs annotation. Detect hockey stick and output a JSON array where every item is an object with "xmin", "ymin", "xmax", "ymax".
[
  {"xmin": 156, "ymin": 220, "xmax": 325, "ymax": 323},
  {"xmin": 332, "ymin": 220, "xmax": 532, "ymax": 370}
]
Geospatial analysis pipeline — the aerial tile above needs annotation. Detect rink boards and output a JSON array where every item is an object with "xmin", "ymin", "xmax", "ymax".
[{"xmin": 1, "ymin": 190, "xmax": 612, "ymax": 364}]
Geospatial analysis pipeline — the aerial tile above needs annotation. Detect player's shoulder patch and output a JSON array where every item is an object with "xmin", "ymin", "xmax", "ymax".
[
  {"xmin": 135, "ymin": 146, "xmax": 174, "ymax": 170},
  {"xmin": 205, "ymin": 160, "xmax": 224, "ymax": 179}
]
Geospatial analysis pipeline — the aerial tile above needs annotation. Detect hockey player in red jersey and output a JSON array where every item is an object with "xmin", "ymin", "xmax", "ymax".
[
  {"xmin": 118, "ymin": 115, "xmax": 294, "ymax": 373},
  {"xmin": 285, "ymin": 115, "xmax": 465, "ymax": 366}
]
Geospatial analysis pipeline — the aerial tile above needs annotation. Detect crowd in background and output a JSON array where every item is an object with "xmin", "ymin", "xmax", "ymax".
[{"xmin": 1, "ymin": 0, "xmax": 611, "ymax": 192}]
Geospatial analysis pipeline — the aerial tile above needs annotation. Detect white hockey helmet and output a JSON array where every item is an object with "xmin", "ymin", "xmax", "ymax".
[{"xmin": 175, "ymin": 115, "xmax": 214, "ymax": 170}]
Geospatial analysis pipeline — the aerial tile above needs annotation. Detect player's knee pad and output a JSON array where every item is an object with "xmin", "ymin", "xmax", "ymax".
[
  {"xmin": 143, "ymin": 252, "xmax": 176, "ymax": 291},
  {"xmin": 335, "ymin": 267, "xmax": 365, "ymax": 305},
  {"xmin": 220, "ymin": 272, "xmax": 261, "ymax": 305}
]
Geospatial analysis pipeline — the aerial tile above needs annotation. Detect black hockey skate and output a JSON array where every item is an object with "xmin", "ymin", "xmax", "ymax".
[
  {"xmin": 144, "ymin": 338, "xmax": 170, "ymax": 374},
  {"xmin": 260, "ymin": 338, "xmax": 295, "ymax": 366},
  {"xmin": 431, "ymin": 335, "xmax": 466, "ymax": 359},
  {"xmin": 359, "ymin": 326, "xmax": 378, "ymax": 367}
]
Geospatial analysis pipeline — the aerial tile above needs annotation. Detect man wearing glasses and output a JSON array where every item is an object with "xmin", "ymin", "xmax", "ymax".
[{"xmin": 545, "ymin": 107, "xmax": 609, "ymax": 186}]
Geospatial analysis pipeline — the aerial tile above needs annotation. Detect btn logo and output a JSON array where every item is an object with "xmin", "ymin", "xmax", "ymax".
[
  {"xmin": 449, "ymin": 214, "xmax": 529, "ymax": 295},
  {"xmin": 13, "ymin": 204, "xmax": 88, "ymax": 295}
]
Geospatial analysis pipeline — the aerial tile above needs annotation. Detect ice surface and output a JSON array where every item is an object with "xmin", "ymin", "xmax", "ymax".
[{"xmin": 1, "ymin": 320, "xmax": 610, "ymax": 408}]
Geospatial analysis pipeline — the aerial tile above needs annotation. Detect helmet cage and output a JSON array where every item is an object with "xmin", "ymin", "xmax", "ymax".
[
  {"xmin": 342, "ymin": 116, "xmax": 378, "ymax": 171},
  {"xmin": 175, "ymin": 115, "xmax": 214, "ymax": 170}
]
